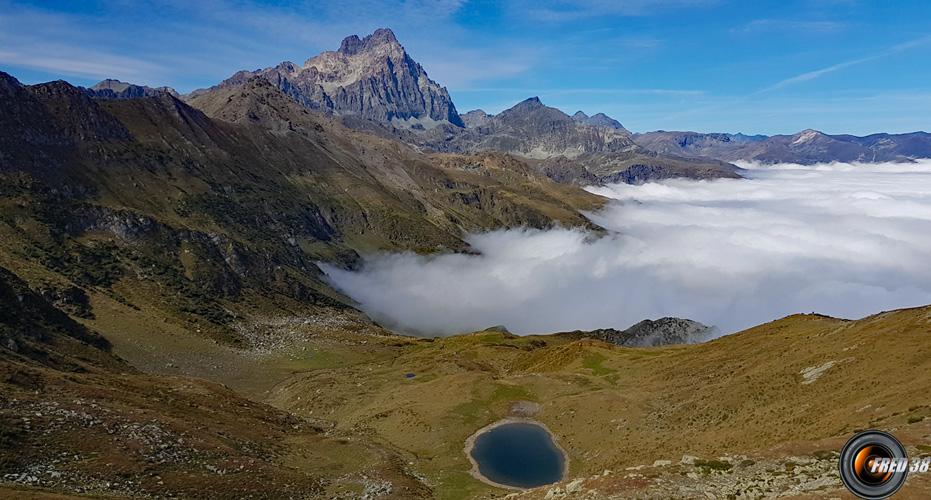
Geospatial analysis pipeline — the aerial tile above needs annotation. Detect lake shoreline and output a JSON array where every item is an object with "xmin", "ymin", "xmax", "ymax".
[{"xmin": 463, "ymin": 417, "xmax": 570, "ymax": 490}]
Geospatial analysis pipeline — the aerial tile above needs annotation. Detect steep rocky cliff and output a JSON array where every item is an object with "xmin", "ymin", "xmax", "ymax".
[{"xmin": 201, "ymin": 28, "xmax": 463, "ymax": 128}]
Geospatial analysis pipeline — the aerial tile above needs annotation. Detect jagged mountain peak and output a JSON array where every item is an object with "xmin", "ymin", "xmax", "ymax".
[
  {"xmin": 208, "ymin": 28, "xmax": 463, "ymax": 128},
  {"xmin": 461, "ymin": 109, "xmax": 492, "ymax": 128},
  {"xmin": 502, "ymin": 99, "xmax": 627, "ymax": 132},
  {"xmin": 0, "ymin": 70, "xmax": 23, "ymax": 91},
  {"xmin": 790, "ymin": 128, "xmax": 829, "ymax": 145},
  {"xmin": 338, "ymin": 34, "xmax": 365, "ymax": 54},
  {"xmin": 308, "ymin": 28, "xmax": 405, "ymax": 68},
  {"xmin": 519, "ymin": 96, "xmax": 543, "ymax": 106},
  {"xmin": 338, "ymin": 27, "xmax": 400, "ymax": 55},
  {"xmin": 572, "ymin": 110, "xmax": 626, "ymax": 131},
  {"xmin": 499, "ymin": 96, "xmax": 558, "ymax": 119},
  {"xmin": 461, "ymin": 95, "xmax": 648, "ymax": 162},
  {"xmin": 16, "ymin": 79, "xmax": 131, "ymax": 144},
  {"xmin": 561, "ymin": 317, "xmax": 713, "ymax": 347},
  {"xmin": 86, "ymin": 78, "xmax": 179, "ymax": 100},
  {"xmin": 91, "ymin": 78, "xmax": 134, "ymax": 91}
]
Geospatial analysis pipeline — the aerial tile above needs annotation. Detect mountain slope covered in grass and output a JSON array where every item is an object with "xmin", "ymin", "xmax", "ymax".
[{"xmin": 0, "ymin": 70, "xmax": 605, "ymax": 350}]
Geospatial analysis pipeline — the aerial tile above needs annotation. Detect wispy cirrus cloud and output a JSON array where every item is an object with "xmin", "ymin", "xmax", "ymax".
[
  {"xmin": 0, "ymin": 46, "xmax": 164, "ymax": 81},
  {"xmin": 0, "ymin": 5, "xmax": 169, "ymax": 83},
  {"xmin": 515, "ymin": 0, "xmax": 718, "ymax": 22},
  {"xmin": 0, "ymin": 0, "xmax": 511, "ymax": 91},
  {"xmin": 732, "ymin": 18, "xmax": 847, "ymax": 34},
  {"xmin": 759, "ymin": 34, "xmax": 931, "ymax": 93},
  {"xmin": 760, "ymin": 56, "xmax": 876, "ymax": 92}
]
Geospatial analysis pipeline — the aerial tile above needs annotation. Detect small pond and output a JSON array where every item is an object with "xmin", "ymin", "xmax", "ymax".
[{"xmin": 467, "ymin": 421, "xmax": 566, "ymax": 489}]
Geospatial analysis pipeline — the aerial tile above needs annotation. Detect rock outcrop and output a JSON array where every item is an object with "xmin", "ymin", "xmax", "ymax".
[
  {"xmin": 572, "ymin": 110, "xmax": 627, "ymax": 132},
  {"xmin": 86, "ymin": 79, "xmax": 179, "ymax": 100},
  {"xmin": 564, "ymin": 317, "xmax": 713, "ymax": 347}
]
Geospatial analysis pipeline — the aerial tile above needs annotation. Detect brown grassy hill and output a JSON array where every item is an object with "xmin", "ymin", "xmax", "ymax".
[
  {"xmin": 0, "ymin": 265, "xmax": 429, "ymax": 498},
  {"xmin": 266, "ymin": 308, "xmax": 931, "ymax": 498},
  {"xmin": 0, "ymin": 70, "xmax": 605, "ymax": 352},
  {"xmin": 4, "ymin": 275, "xmax": 930, "ymax": 498}
]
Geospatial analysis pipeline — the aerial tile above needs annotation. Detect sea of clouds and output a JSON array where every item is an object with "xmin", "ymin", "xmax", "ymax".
[{"xmin": 321, "ymin": 160, "xmax": 931, "ymax": 337}]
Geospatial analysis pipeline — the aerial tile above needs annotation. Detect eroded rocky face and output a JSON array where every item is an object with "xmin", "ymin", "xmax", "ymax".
[{"xmin": 208, "ymin": 28, "xmax": 464, "ymax": 128}]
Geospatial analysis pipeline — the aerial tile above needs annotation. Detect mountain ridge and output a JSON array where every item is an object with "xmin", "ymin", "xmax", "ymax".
[
  {"xmin": 558, "ymin": 317, "xmax": 713, "ymax": 347},
  {"xmin": 181, "ymin": 28, "xmax": 745, "ymax": 185},
  {"xmin": 194, "ymin": 27, "xmax": 464, "ymax": 128},
  {"xmin": 408, "ymin": 94, "xmax": 744, "ymax": 184},
  {"xmin": 635, "ymin": 128, "xmax": 931, "ymax": 164},
  {"xmin": 87, "ymin": 78, "xmax": 180, "ymax": 100}
]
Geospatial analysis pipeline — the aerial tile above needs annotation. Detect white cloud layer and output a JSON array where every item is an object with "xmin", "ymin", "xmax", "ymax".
[{"xmin": 322, "ymin": 161, "xmax": 931, "ymax": 336}]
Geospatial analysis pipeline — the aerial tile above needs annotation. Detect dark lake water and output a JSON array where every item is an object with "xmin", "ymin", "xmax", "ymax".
[{"xmin": 469, "ymin": 422, "xmax": 565, "ymax": 488}]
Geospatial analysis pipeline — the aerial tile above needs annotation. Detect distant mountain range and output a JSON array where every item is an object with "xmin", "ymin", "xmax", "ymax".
[
  {"xmin": 634, "ymin": 129, "xmax": 931, "ymax": 165},
  {"xmin": 86, "ymin": 78, "xmax": 179, "ymax": 100},
  {"xmin": 6, "ymin": 25, "xmax": 931, "ymax": 187},
  {"xmin": 187, "ymin": 28, "xmax": 740, "ymax": 184},
  {"xmin": 426, "ymin": 96, "xmax": 741, "ymax": 184},
  {"xmin": 181, "ymin": 28, "xmax": 930, "ymax": 179}
]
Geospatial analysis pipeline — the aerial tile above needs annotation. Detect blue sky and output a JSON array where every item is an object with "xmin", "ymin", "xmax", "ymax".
[{"xmin": 1, "ymin": 0, "xmax": 929, "ymax": 135}]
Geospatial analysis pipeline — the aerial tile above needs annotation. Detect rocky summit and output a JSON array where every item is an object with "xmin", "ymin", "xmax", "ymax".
[
  {"xmin": 203, "ymin": 28, "xmax": 463, "ymax": 128},
  {"xmin": 572, "ymin": 110, "xmax": 628, "ymax": 132},
  {"xmin": 559, "ymin": 317, "xmax": 712, "ymax": 347}
]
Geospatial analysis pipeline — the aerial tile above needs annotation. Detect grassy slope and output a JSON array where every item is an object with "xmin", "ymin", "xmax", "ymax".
[
  {"xmin": 0, "ymin": 72, "xmax": 606, "ymax": 353},
  {"xmin": 0, "ymin": 265, "xmax": 430, "ymax": 499},
  {"xmin": 7, "ymin": 291, "xmax": 930, "ymax": 498},
  {"xmin": 264, "ymin": 310, "xmax": 931, "ymax": 498}
]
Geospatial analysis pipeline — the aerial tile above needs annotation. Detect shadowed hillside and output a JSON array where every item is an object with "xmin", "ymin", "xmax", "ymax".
[
  {"xmin": 0, "ymin": 70, "xmax": 605, "ymax": 351},
  {"xmin": 266, "ymin": 307, "xmax": 931, "ymax": 498},
  {"xmin": 0, "ymin": 265, "xmax": 430, "ymax": 498}
]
